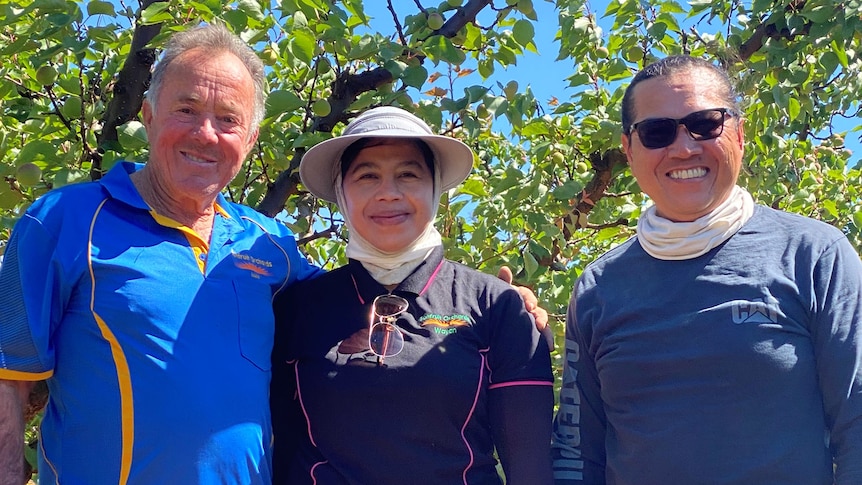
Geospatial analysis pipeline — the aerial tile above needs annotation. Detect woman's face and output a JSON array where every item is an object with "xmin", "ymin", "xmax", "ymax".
[{"xmin": 341, "ymin": 139, "xmax": 435, "ymax": 253}]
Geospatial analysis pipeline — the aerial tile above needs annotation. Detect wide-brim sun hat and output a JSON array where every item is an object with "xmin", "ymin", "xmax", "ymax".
[{"xmin": 299, "ymin": 106, "xmax": 475, "ymax": 203}]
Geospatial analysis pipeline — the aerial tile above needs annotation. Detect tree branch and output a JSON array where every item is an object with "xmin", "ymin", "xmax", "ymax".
[
  {"xmin": 736, "ymin": 2, "xmax": 812, "ymax": 61},
  {"xmin": 256, "ymin": 68, "xmax": 394, "ymax": 216},
  {"xmin": 560, "ymin": 148, "xmax": 628, "ymax": 239},
  {"xmin": 94, "ymin": 0, "xmax": 166, "ymax": 180},
  {"xmin": 296, "ymin": 225, "xmax": 340, "ymax": 245}
]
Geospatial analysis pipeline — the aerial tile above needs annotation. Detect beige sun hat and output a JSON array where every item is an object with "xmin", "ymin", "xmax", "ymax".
[{"xmin": 299, "ymin": 106, "xmax": 475, "ymax": 203}]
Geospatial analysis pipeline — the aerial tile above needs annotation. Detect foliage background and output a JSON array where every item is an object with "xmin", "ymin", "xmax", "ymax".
[{"xmin": 2, "ymin": 0, "xmax": 861, "ymax": 480}]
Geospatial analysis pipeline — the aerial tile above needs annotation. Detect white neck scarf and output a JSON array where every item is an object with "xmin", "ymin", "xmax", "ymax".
[
  {"xmin": 335, "ymin": 163, "xmax": 443, "ymax": 286},
  {"xmin": 637, "ymin": 185, "xmax": 755, "ymax": 260}
]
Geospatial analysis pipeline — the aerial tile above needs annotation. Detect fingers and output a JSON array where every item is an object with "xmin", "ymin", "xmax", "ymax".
[
  {"xmin": 532, "ymin": 306, "xmax": 548, "ymax": 331},
  {"xmin": 497, "ymin": 266, "xmax": 514, "ymax": 285},
  {"xmin": 496, "ymin": 266, "xmax": 553, "ymax": 350},
  {"xmin": 515, "ymin": 285, "xmax": 538, "ymax": 311}
]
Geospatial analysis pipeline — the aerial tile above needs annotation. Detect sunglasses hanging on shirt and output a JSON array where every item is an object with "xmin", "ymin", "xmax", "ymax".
[{"xmin": 368, "ymin": 294, "xmax": 409, "ymax": 365}]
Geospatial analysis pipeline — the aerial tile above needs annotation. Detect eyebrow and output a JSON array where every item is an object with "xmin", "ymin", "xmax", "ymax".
[{"xmin": 348, "ymin": 159, "xmax": 427, "ymax": 173}]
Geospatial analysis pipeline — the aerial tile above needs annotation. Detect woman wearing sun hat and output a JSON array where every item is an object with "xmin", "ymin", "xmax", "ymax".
[{"xmin": 270, "ymin": 106, "xmax": 554, "ymax": 484}]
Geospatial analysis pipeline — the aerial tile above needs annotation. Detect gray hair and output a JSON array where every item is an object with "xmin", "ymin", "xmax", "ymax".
[
  {"xmin": 146, "ymin": 23, "xmax": 266, "ymax": 131},
  {"xmin": 621, "ymin": 55, "xmax": 740, "ymax": 135}
]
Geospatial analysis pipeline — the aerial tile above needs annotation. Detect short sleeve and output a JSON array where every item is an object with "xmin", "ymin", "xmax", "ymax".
[{"xmin": 0, "ymin": 213, "xmax": 61, "ymax": 380}]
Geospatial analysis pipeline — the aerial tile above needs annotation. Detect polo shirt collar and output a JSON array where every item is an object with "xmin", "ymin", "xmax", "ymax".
[
  {"xmin": 348, "ymin": 245, "xmax": 445, "ymax": 303},
  {"xmin": 99, "ymin": 161, "xmax": 150, "ymax": 210}
]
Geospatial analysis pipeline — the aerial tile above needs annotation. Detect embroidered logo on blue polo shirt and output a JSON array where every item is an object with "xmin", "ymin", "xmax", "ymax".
[
  {"xmin": 231, "ymin": 251, "xmax": 273, "ymax": 278},
  {"xmin": 419, "ymin": 313, "xmax": 471, "ymax": 334}
]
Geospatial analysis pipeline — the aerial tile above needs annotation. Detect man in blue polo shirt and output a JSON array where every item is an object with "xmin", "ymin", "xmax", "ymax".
[{"xmin": 0, "ymin": 24, "xmax": 322, "ymax": 484}]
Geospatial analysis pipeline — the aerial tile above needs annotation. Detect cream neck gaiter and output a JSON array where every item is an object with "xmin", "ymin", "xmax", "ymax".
[{"xmin": 636, "ymin": 185, "xmax": 755, "ymax": 260}]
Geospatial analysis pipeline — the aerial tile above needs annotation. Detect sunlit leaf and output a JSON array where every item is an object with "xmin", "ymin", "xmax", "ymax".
[
  {"xmin": 512, "ymin": 19, "xmax": 535, "ymax": 47},
  {"xmin": 139, "ymin": 2, "xmax": 171, "ymax": 25},
  {"xmin": 86, "ymin": 0, "xmax": 114, "ymax": 16},
  {"xmin": 402, "ymin": 64, "xmax": 429, "ymax": 89}
]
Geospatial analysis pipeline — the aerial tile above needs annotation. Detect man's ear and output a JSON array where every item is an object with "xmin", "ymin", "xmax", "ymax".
[
  {"xmin": 141, "ymin": 99, "xmax": 153, "ymax": 130},
  {"xmin": 734, "ymin": 117, "xmax": 745, "ymax": 150},
  {"xmin": 621, "ymin": 133, "xmax": 634, "ymax": 165}
]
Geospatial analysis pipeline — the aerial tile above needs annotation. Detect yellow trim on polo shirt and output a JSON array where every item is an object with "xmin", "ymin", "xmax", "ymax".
[
  {"xmin": 89, "ymin": 198, "xmax": 134, "ymax": 485},
  {"xmin": 147, "ymin": 204, "xmax": 230, "ymax": 274},
  {"xmin": 0, "ymin": 368, "xmax": 53, "ymax": 381}
]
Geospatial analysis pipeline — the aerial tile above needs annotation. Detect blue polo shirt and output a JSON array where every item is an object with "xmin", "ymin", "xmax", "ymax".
[{"xmin": 0, "ymin": 162, "xmax": 322, "ymax": 484}]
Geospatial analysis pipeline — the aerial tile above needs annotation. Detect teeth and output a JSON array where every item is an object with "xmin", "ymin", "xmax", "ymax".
[
  {"xmin": 669, "ymin": 167, "xmax": 707, "ymax": 179},
  {"xmin": 184, "ymin": 152, "xmax": 211, "ymax": 163}
]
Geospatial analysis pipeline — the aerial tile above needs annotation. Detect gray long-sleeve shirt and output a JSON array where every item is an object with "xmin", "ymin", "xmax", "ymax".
[{"xmin": 552, "ymin": 205, "xmax": 862, "ymax": 484}]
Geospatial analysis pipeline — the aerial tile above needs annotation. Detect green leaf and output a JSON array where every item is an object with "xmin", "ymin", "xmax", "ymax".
[
  {"xmin": 800, "ymin": 5, "xmax": 834, "ymax": 23},
  {"xmin": 425, "ymin": 35, "xmax": 466, "ymax": 66},
  {"xmin": 117, "ymin": 121, "xmax": 149, "ymax": 150},
  {"xmin": 347, "ymin": 35, "xmax": 379, "ymax": 60},
  {"xmin": 818, "ymin": 51, "xmax": 840, "ymax": 75},
  {"xmin": 512, "ymin": 19, "xmax": 535, "ymax": 48},
  {"xmin": 521, "ymin": 120, "xmax": 550, "ymax": 137},
  {"xmin": 88, "ymin": 26, "xmax": 118, "ymax": 44},
  {"xmin": 788, "ymin": 97, "xmax": 801, "ymax": 120},
  {"xmin": 51, "ymin": 167, "xmax": 90, "ymax": 188},
  {"xmin": 401, "ymin": 64, "xmax": 429, "ymax": 89},
  {"xmin": 16, "ymin": 140, "xmax": 55, "ymax": 164},
  {"xmin": 478, "ymin": 58, "xmax": 494, "ymax": 78},
  {"xmin": 551, "ymin": 180, "xmax": 581, "ymax": 200},
  {"xmin": 383, "ymin": 59, "xmax": 409, "ymax": 78},
  {"xmin": 292, "ymin": 10, "xmax": 309, "ymax": 29},
  {"xmin": 289, "ymin": 30, "xmax": 316, "ymax": 65},
  {"xmin": 496, "ymin": 165, "xmax": 525, "ymax": 192},
  {"xmin": 822, "ymin": 199, "xmax": 839, "ymax": 218},
  {"xmin": 86, "ymin": 0, "xmax": 115, "ymax": 16},
  {"xmin": 140, "ymin": 2, "xmax": 171, "ymax": 25},
  {"xmin": 484, "ymin": 96, "xmax": 508, "ymax": 118},
  {"xmin": 494, "ymin": 45, "xmax": 518, "ymax": 67},
  {"xmin": 238, "ymin": 0, "xmax": 266, "ymax": 21},
  {"xmin": 265, "ymin": 90, "xmax": 304, "ymax": 118},
  {"xmin": 647, "ymin": 22, "xmax": 667, "ymax": 39},
  {"xmin": 830, "ymin": 40, "xmax": 849, "ymax": 69},
  {"xmin": 524, "ymin": 250, "xmax": 538, "ymax": 277},
  {"xmin": 459, "ymin": 179, "xmax": 487, "ymax": 197},
  {"xmin": 464, "ymin": 85, "xmax": 490, "ymax": 103}
]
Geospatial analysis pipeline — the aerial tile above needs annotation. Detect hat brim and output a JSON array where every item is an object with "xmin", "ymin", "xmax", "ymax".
[{"xmin": 300, "ymin": 131, "xmax": 474, "ymax": 203}]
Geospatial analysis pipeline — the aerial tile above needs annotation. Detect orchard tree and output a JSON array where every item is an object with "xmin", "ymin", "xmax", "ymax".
[{"xmin": 2, "ymin": 0, "xmax": 861, "ymax": 480}]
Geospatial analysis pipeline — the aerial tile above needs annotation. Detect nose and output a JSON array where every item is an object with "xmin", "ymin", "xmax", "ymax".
[
  {"xmin": 667, "ymin": 125, "xmax": 703, "ymax": 156},
  {"xmin": 375, "ymin": 176, "xmax": 403, "ymax": 200},
  {"xmin": 191, "ymin": 116, "xmax": 219, "ymax": 144}
]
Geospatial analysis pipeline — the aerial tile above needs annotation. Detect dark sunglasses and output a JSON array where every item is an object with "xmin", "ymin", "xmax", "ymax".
[
  {"xmin": 629, "ymin": 108, "xmax": 737, "ymax": 149},
  {"xmin": 368, "ymin": 294, "xmax": 409, "ymax": 364}
]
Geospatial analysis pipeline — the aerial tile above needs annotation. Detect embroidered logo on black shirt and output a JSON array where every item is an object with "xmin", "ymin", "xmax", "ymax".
[{"xmin": 419, "ymin": 313, "xmax": 471, "ymax": 334}]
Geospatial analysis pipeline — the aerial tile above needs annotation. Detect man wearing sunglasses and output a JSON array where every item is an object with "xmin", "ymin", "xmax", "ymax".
[{"xmin": 552, "ymin": 55, "xmax": 862, "ymax": 484}]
